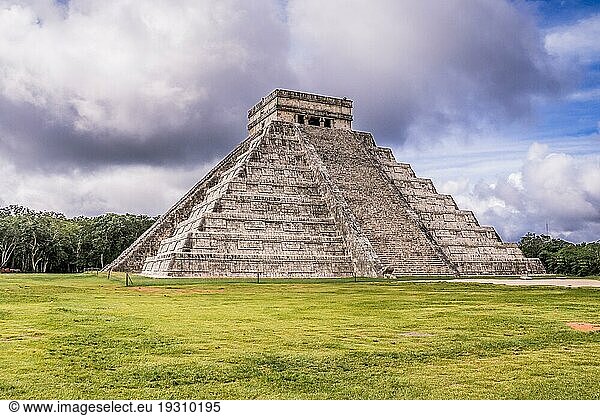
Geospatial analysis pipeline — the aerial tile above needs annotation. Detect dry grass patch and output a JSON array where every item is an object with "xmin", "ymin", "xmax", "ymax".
[{"xmin": 566, "ymin": 322, "xmax": 600, "ymax": 332}]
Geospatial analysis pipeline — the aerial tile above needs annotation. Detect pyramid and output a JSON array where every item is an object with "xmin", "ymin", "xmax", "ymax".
[{"xmin": 106, "ymin": 89, "xmax": 545, "ymax": 278}]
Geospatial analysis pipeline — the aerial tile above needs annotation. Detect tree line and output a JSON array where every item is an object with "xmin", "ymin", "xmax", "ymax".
[
  {"xmin": 0, "ymin": 205, "xmax": 156, "ymax": 273},
  {"xmin": 1, "ymin": 205, "xmax": 597, "ymax": 276},
  {"xmin": 519, "ymin": 233, "xmax": 600, "ymax": 276}
]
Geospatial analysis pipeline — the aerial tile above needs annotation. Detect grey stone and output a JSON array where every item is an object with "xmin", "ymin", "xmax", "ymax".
[{"xmin": 104, "ymin": 89, "xmax": 545, "ymax": 278}]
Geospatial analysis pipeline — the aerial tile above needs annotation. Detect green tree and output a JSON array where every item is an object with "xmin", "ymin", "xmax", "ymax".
[
  {"xmin": 518, "ymin": 233, "xmax": 551, "ymax": 258},
  {"xmin": 519, "ymin": 233, "xmax": 600, "ymax": 276},
  {"xmin": 0, "ymin": 205, "xmax": 155, "ymax": 273},
  {"xmin": 0, "ymin": 215, "xmax": 19, "ymax": 268},
  {"xmin": 76, "ymin": 213, "xmax": 155, "ymax": 269}
]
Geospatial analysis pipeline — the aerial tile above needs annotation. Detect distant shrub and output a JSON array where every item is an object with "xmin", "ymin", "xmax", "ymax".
[{"xmin": 519, "ymin": 233, "xmax": 600, "ymax": 276}]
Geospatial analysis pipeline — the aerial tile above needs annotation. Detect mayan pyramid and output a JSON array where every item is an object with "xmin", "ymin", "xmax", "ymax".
[{"xmin": 106, "ymin": 89, "xmax": 545, "ymax": 278}]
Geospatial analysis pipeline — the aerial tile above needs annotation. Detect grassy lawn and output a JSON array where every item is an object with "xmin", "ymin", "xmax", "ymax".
[{"xmin": 0, "ymin": 273, "xmax": 599, "ymax": 399}]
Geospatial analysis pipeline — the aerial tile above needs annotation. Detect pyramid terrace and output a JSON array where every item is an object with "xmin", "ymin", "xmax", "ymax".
[{"xmin": 106, "ymin": 89, "xmax": 544, "ymax": 278}]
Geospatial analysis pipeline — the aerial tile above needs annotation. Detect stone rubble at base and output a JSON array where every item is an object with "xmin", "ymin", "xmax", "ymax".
[{"xmin": 104, "ymin": 89, "xmax": 545, "ymax": 278}]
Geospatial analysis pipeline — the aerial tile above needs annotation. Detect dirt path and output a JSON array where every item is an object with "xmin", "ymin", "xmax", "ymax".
[{"xmin": 406, "ymin": 278, "xmax": 600, "ymax": 288}]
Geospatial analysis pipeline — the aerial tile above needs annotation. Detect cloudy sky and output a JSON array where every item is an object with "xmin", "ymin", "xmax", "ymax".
[{"xmin": 0, "ymin": 0, "xmax": 598, "ymax": 242}]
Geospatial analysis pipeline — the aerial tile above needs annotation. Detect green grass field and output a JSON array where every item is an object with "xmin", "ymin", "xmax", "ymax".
[{"xmin": 1, "ymin": 273, "xmax": 599, "ymax": 399}]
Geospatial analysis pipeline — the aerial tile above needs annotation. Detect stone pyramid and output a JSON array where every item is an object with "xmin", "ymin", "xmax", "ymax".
[{"xmin": 106, "ymin": 89, "xmax": 545, "ymax": 278}]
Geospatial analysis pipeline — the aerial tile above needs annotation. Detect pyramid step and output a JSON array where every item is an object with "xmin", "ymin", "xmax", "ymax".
[
  {"xmin": 246, "ymin": 161, "xmax": 313, "ymax": 172},
  {"xmin": 226, "ymin": 182, "xmax": 321, "ymax": 196},
  {"xmin": 202, "ymin": 218, "xmax": 339, "ymax": 236},
  {"xmin": 219, "ymin": 192, "xmax": 327, "ymax": 205},
  {"xmin": 147, "ymin": 252, "xmax": 353, "ymax": 263},
  {"xmin": 204, "ymin": 212, "xmax": 337, "ymax": 224},
  {"xmin": 188, "ymin": 231, "xmax": 345, "ymax": 243},
  {"xmin": 232, "ymin": 176, "xmax": 317, "ymax": 187},
  {"xmin": 143, "ymin": 252, "xmax": 355, "ymax": 278}
]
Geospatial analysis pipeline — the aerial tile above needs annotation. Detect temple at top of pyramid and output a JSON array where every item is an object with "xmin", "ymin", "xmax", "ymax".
[
  {"xmin": 105, "ymin": 89, "xmax": 545, "ymax": 278},
  {"xmin": 247, "ymin": 89, "xmax": 353, "ymax": 135}
]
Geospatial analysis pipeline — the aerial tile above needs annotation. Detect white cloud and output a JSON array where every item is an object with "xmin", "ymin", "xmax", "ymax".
[
  {"xmin": 0, "ymin": 155, "xmax": 215, "ymax": 217},
  {"xmin": 0, "ymin": 0, "xmax": 566, "ymax": 156},
  {"xmin": 0, "ymin": 0, "xmax": 291, "ymax": 135},
  {"xmin": 287, "ymin": 0, "xmax": 562, "ymax": 143},
  {"xmin": 527, "ymin": 142, "xmax": 549, "ymax": 160},
  {"xmin": 445, "ymin": 140, "xmax": 600, "ymax": 242},
  {"xmin": 545, "ymin": 14, "xmax": 600, "ymax": 63},
  {"xmin": 567, "ymin": 87, "xmax": 600, "ymax": 102},
  {"xmin": 0, "ymin": 0, "xmax": 595, "ymax": 245},
  {"xmin": 437, "ymin": 177, "xmax": 470, "ymax": 196},
  {"xmin": 507, "ymin": 172, "xmax": 524, "ymax": 191}
]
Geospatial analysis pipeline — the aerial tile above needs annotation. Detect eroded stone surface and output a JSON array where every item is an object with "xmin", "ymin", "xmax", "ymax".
[{"xmin": 104, "ymin": 89, "xmax": 545, "ymax": 278}]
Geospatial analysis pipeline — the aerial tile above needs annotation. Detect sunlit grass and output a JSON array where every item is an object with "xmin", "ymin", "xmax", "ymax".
[{"xmin": 0, "ymin": 273, "xmax": 599, "ymax": 399}]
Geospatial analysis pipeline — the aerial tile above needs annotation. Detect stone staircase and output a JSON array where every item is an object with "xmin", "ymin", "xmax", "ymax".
[
  {"xmin": 300, "ymin": 125, "xmax": 456, "ymax": 276},
  {"xmin": 142, "ymin": 123, "xmax": 355, "ymax": 278}
]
